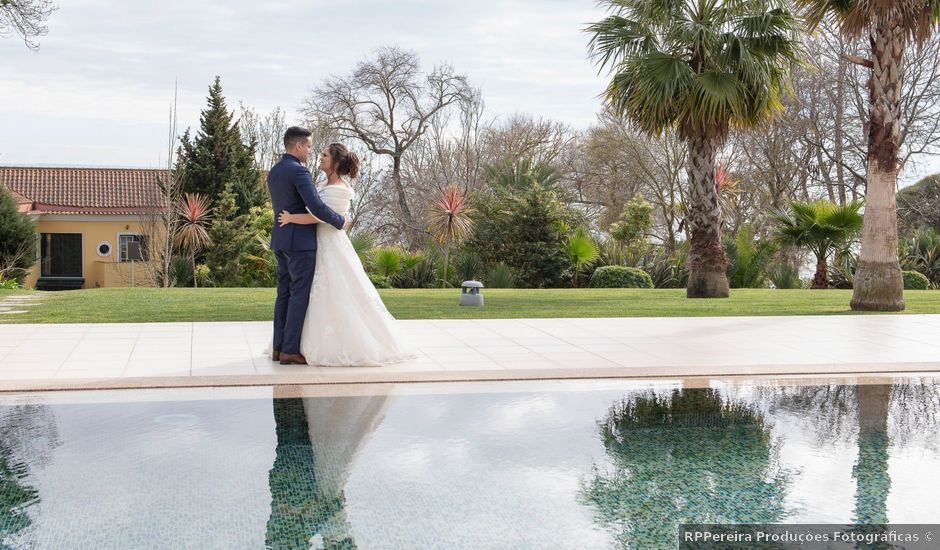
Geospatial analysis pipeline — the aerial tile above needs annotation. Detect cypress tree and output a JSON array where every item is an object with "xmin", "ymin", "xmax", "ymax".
[{"xmin": 177, "ymin": 76, "xmax": 264, "ymax": 217}]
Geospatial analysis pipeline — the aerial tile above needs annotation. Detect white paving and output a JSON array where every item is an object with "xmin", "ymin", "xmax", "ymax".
[{"xmin": 0, "ymin": 315, "xmax": 939, "ymax": 391}]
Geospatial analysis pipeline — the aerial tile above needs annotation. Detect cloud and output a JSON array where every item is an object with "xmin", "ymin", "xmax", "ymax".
[{"xmin": 1, "ymin": 0, "xmax": 609, "ymax": 166}]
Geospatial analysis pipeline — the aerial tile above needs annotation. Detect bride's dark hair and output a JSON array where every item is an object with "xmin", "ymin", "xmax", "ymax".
[{"xmin": 326, "ymin": 143, "xmax": 360, "ymax": 179}]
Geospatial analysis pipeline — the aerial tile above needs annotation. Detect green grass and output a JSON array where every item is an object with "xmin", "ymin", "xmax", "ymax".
[{"xmin": 1, "ymin": 287, "xmax": 939, "ymax": 324}]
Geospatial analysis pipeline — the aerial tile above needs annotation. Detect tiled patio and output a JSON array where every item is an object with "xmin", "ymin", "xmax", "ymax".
[{"xmin": 1, "ymin": 315, "xmax": 939, "ymax": 391}]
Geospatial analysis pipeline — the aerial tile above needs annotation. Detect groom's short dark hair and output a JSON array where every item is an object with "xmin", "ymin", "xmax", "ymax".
[{"xmin": 284, "ymin": 126, "xmax": 312, "ymax": 150}]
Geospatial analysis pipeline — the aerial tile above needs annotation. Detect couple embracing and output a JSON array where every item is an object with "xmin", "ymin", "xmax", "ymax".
[{"xmin": 267, "ymin": 127, "xmax": 415, "ymax": 367}]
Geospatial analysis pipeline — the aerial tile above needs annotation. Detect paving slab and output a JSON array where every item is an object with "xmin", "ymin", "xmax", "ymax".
[{"xmin": 1, "ymin": 315, "xmax": 939, "ymax": 391}]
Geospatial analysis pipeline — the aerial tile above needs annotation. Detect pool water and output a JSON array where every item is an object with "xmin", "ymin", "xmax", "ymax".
[{"xmin": 1, "ymin": 379, "xmax": 938, "ymax": 549}]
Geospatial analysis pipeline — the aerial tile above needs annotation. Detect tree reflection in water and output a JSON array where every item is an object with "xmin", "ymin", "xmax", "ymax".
[
  {"xmin": 1, "ymin": 404, "xmax": 59, "ymax": 548},
  {"xmin": 582, "ymin": 388, "xmax": 790, "ymax": 549},
  {"xmin": 758, "ymin": 380, "xmax": 940, "ymax": 527}
]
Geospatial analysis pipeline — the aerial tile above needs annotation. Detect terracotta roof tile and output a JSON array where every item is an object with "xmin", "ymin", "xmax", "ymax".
[{"xmin": 0, "ymin": 166, "xmax": 168, "ymax": 215}]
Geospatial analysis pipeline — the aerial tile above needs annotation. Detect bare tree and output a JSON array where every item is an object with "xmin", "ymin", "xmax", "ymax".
[
  {"xmin": 239, "ymin": 103, "xmax": 287, "ymax": 171},
  {"xmin": 303, "ymin": 46, "xmax": 471, "ymax": 247},
  {"xmin": 0, "ymin": 0, "xmax": 56, "ymax": 50},
  {"xmin": 482, "ymin": 113, "xmax": 575, "ymax": 168},
  {"xmin": 581, "ymin": 111, "xmax": 687, "ymax": 250},
  {"xmin": 141, "ymin": 86, "xmax": 183, "ymax": 288}
]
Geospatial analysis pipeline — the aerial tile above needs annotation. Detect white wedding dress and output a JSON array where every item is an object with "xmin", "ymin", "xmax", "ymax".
[{"xmin": 296, "ymin": 184, "xmax": 417, "ymax": 366}]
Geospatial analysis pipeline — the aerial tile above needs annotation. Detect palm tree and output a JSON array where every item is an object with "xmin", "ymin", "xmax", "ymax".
[
  {"xmin": 175, "ymin": 193, "xmax": 212, "ymax": 288},
  {"xmin": 797, "ymin": 1, "xmax": 940, "ymax": 311},
  {"xmin": 567, "ymin": 228, "xmax": 601, "ymax": 287},
  {"xmin": 583, "ymin": 388, "xmax": 790, "ymax": 547},
  {"xmin": 772, "ymin": 199, "xmax": 863, "ymax": 289},
  {"xmin": 588, "ymin": 0, "xmax": 802, "ymax": 298},
  {"xmin": 428, "ymin": 186, "xmax": 473, "ymax": 288}
]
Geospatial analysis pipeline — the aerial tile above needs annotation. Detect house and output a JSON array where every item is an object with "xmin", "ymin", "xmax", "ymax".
[{"xmin": 0, "ymin": 166, "xmax": 167, "ymax": 290}]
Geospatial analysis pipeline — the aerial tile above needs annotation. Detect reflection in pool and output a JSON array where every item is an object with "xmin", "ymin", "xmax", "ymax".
[{"xmin": 0, "ymin": 379, "xmax": 938, "ymax": 549}]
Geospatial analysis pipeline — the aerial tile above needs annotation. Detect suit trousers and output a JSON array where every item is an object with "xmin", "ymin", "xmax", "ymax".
[{"xmin": 273, "ymin": 249, "xmax": 317, "ymax": 355}]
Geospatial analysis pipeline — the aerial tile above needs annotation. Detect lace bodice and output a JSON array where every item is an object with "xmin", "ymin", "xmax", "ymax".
[{"xmin": 317, "ymin": 184, "xmax": 354, "ymax": 216}]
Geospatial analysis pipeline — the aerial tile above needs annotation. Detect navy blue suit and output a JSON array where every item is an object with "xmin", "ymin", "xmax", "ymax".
[{"xmin": 268, "ymin": 154, "xmax": 346, "ymax": 355}]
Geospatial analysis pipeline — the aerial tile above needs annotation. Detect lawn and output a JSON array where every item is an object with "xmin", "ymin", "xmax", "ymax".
[{"xmin": 1, "ymin": 287, "xmax": 939, "ymax": 324}]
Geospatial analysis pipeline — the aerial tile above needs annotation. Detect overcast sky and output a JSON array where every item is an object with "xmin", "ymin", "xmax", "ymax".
[
  {"xmin": 2, "ymin": 0, "xmax": 936, "ymax": 185},
  {"xmin": 0, "ymin": 0, "xmax": 610, "ymax": 168}
]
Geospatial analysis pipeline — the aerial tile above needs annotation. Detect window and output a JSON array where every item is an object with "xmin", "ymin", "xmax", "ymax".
[
  {"xmin": 40, "ymin": 233, "xmax": 83, "ymax": 277},
  {"xmin": 96, "ymin": 241, "xmax": 112, "ymax": 257},
  {"xmin": 118, "ymin": 234, "xmax": 149, "ymax": 262}
]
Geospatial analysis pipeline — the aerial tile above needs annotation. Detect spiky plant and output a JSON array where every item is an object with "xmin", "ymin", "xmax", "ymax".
[
  {"xmin": 175, "ymin": 193, "xmax": 212, "ymax": 288},
  {"xmin": 428, "ymin": 186, "xmax": 474, "ymax": 288}
]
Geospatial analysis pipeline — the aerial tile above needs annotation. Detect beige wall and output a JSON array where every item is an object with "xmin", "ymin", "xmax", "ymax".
[{"xmin": 25, "ymin": 216, "xmax": 163, "ymax": 289}]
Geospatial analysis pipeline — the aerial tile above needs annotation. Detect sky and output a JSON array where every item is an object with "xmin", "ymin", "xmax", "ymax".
[
  {"xmin": 0, "ymin": 0, "xmax": 610, "ymax": 168},
  {"xmin": 2, "ymin": 0, "xmax": 936, "ymax": 185}
]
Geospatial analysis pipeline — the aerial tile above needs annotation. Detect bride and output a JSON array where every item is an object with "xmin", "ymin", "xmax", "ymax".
[{"xmin": 276, "ymin": 143, "xmax": 416, "ymax": 367}]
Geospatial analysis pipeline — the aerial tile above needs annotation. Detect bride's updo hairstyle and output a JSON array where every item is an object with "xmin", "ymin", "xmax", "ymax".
[{"xmin": 326, "ymin": 143, "xmax": 360, "ymax": 179}]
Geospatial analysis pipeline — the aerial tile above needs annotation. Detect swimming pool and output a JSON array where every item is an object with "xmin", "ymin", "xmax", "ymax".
[{"xmin": 1, "ymin": 378, "xmax": 938, "ymax": 549}]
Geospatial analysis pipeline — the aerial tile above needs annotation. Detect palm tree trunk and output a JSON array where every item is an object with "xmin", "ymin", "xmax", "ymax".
[
  {"xmin": 812, "ymin": 255, "xmax": 828, "ymax": 289},
  {"xmin": 851, "ymin": 15, "xmax": 905, "ymax": 311},
  {"xmin": 191, "ymin": 251, "xmax": 198, "ymax": 289},
  {"xmin": 685, "ymin": 131, "xmax": 729, "ymax": 298},
  {"xmin": 853, "ymin": 384, "xmax": 891, "ymax": 525}
]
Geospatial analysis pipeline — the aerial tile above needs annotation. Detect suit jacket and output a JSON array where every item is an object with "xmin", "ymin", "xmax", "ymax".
[{"xmin": 267, "ymin": 154, "xmax": 346, "ymax": 252}]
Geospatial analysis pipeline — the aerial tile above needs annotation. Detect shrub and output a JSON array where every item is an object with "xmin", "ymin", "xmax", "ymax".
[
  {"xmin": 768, "ymin": 263, "xmax": 801, "ymax": 289},
  {"xmin": 900, "ymin": 228, "xmax": 940, "ymax": 287},
  {"xmin": 169, "ymin": 256, "xmax": 194, "ymax": 287},
  {"xmin": 591, "ymin": 266, "xmax": 654, "ymax": 289},
  {"xmin": 0, "ymin": 185, "xmax": 37, "ymax": 282},
  {"xmin": 725, "ymin": 226, "xmax": 776, "ymax": 288},
  {"xmin": 369, "ymin": 274, "xmax": 391, "ymax": 289},
  {"xmin": 350, "ymin": 232, "xmax": 376, "ymax": 266},
  {"xmin": 194, "ymin": 264, "xmax": 212, "ymax": 287},
  {"xmin": 829, "ymin": 252, "xmax": 857, "ymax": 289},
  {"xmin": 485, "ymin": 263, "xmax": 514, "ymax": 288},
  {"xmin": 393, "ymin": 256, "xmax": 439, "ymax": 288},
  {"xmin": 903, "ymin": 270, "xmax": 930, "ymax": 290},
  {"xmin": 372, "ymin": 247, "xmax": 405, "ymax": 278},
  {"xmin": 636, "ymin": 246, "xmax": 688, "ymax": 289},
  {"xmin": 453, "ymin": 250, "xmax": 484, "ymax": 283},
  {"xmin": 0, "ymin": 274, "xmax": 22, "ymax": 289}
]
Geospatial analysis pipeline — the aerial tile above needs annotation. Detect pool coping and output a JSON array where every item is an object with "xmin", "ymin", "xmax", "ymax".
[{"xmin": 2, "ymin": 316, "xmax": 939, "ymax": 392}]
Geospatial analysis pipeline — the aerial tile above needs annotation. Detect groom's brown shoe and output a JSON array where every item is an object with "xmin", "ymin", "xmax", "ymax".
[
  {"xmin": 271, "ymin": 350, "xmax": 280, "ymax": 361},
  {"xmin": 279, "ymin": 352, "xmax": 307, "ymax": 365}
]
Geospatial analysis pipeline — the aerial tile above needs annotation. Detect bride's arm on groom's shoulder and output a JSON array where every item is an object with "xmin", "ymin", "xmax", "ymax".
[{"xmin": 278, "ymin": 210, "xmax": 320, "ymax": 227}]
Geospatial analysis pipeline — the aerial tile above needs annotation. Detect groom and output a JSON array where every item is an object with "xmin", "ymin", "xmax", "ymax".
[{"xmin": 268, "ymin": 127, "xmax": 350, "ymax": 365}]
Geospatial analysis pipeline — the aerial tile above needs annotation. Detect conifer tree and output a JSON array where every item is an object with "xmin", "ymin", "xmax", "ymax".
[
  {"xmin": 0, "ymin": 185, "xmax": 37, "ymax": 282},
  {"xmin": 177, "ymin": 76, "xmax": 264, "ymax": 217}
]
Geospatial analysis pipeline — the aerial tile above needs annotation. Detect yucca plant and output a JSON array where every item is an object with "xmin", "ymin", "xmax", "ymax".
[
  {"xmin": 485, "ymin": 263, "xmax": 514, "ymax": 288},
  {"xmin": 453, "ymin": 250, "xmax": 484, "ymax": 284},
  {"xmin": 175, "ymin": 193, "xmax": 213, "ymax": 288},
  {"xmin": 900, "ymin": 227, "xmax": 940, "ymax": 287},
  {"xmin": 393, "ymin": 256, "xmax": 439, "ymax": 288},
  {"xmin": 428, "ymin": 186, "xmax": 474, "ymax": 288},
  {"xmin": 768, "ymin": 262, "xmax": 801, "ymax": 290},
  {"xmin": 568, "ymin": 228, "xmax": 601, "ymax": 287},
  {"xmin": 588, "ymin": 0, "xmax": 802, "ymax": 298},
  {"xmin": 167, "ymin": 255, "xmax": 193, "ymax": 287},
  {"xmin": 772, "ymin": 200, "xmax": 864, "ymax": 289},
  {"xmin": 797, "ymin": 0, "xmax": 940, "ymax": 310}
]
